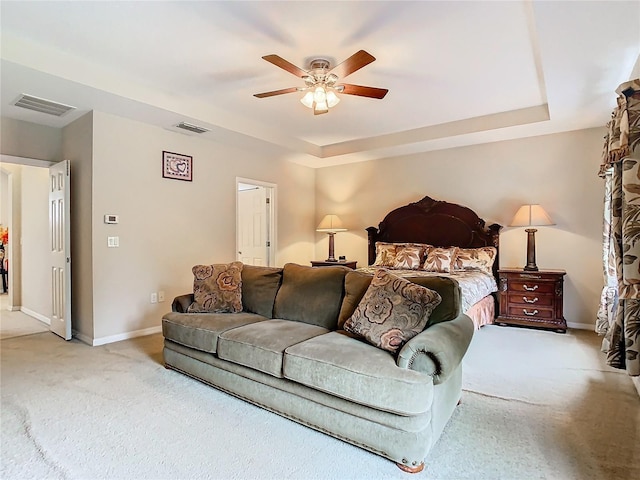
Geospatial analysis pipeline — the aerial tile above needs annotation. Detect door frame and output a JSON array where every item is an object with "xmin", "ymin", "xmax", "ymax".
[{"xmin": 235, "ymin": 177, "xmax": 276, "ymax": 267}]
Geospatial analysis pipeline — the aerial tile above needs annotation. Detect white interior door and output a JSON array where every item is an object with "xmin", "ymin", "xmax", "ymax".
[
  {"xmin": 49, "ymin": 160, "xmax": 71, "ymax": 340},
  {"xmin": 237, "ymin": 186, "xmax": 268, "ymax": 266}
]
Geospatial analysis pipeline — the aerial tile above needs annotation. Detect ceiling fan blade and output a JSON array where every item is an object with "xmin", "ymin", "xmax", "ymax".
[
  {"xmin": 330, "ymin": 50, "xmax": 376, "ymax": 79},
  {"xmin": 339, "ymin": 84, "xmax": 389, "ymax": 99},
  {"xmin": 253, "ymin": 87, "xmax": 299, "ymax": 98},
  {"xmin": 262, "ymin": 55, "xmax": 308, "ymax": 78}
]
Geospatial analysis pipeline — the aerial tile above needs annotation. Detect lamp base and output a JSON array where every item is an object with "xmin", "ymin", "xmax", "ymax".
[
  {"xmin": 524, "ymin": 228, "xmax": 538, "ymax": 271},
  {"xmin": 325, "ymin": 232, "xmax": 337, "ymax": 262}
]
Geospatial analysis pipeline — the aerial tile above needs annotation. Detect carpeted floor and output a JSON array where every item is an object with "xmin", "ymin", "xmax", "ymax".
[
  {"xmin": 1, "ymin": 325, "xmax": 638, "ymax": 480},
  {"xmin": 0, "ymin": 296, "xmax": 49, "ymax": 340}
]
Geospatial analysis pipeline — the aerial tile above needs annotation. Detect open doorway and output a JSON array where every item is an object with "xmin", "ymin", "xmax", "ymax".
[
  {"xmin": 236, "ymin": 178, "xmax": 276, "ymax": 267},
  {"xmin": 0, "ymin": 155, "xmax": 56, "ymax": 338}
]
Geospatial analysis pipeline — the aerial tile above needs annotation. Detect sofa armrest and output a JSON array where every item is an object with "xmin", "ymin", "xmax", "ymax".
[
  {"xmin": 396, "ymin": 314, "xmax": 474, "ymax": 385},
  {"xmin": 172, "ymin": 294, "xmax": 194, "ymax": 313}
]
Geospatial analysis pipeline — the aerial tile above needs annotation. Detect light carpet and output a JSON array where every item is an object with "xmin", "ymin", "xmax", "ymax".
[{"xmin": 1, "ymin": 325, "xmax": 638, "ymax": 480}]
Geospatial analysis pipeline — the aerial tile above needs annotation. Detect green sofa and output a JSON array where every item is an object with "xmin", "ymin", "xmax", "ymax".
[{"xmin": 162, "ymin": 263, "xmax": 474, "ymax": 473}]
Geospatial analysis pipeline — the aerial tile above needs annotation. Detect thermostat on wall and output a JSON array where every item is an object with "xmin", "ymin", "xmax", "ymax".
[{"xmin": 104, "ymin": 214, "xmax": 119, "ymax": 224}]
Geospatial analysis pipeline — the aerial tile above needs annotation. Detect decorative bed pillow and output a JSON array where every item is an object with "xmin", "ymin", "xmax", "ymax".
[
  {"xmin": 372, "ymin": 242, "xmax": 397, "ymax": 267},
  {"xmin": 393, "ymin": 244, "xmax": 429, "ymax": 270},
  {"xmin": 453, "ymin": 246, "xmax": 497, "ymax": 275},
  {"xmin": 422, "ymin": 247, "xmax": 458, "ymax": 273},
  {"xmin": 187, "ymin": 261, "xmax": 244, "ymax": 313},
  {"xmin": 344, "ymin": 269, "xmax": 442, "ymax": 354}
]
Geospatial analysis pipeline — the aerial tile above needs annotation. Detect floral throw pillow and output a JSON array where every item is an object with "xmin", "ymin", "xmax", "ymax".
[
  {"xmin": 187, "ymin": 261, "xmax": 244, "ymax": 313},
  {"xmin": 422, "ymin": 247, "xmax": 458, "ymax": 273},
  {"xmin": 453, "ymin": 247, "xmax": 497, "ymax": 275},
  {"xmin": 344, "ymin": 269, "xmax": 442, "ymax": 354}
]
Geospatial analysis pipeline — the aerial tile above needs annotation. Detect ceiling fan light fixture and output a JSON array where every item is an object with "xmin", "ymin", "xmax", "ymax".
[
  {"xmin": 313, "ymin": 86, "xmax": 327, "ymax": 104},
  {"xmin": 313, "ymin": 101, "xmax": 329, "ymax": 115},
  {"xmin": 300, "ymin": 91, "xmax": 314, "ymax": 108},
  {"xmin": 326, "ymin": 89, "xmax": 340, "ymax": 108}
]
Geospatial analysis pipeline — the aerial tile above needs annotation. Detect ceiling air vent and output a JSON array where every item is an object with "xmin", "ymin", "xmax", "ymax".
[
  {"xmin": 175, "ymin": 122, "xmax": 210, "ymax": 134},
  {"xmin": 13, "ymin": 94, "xmax": 76, "ymax": 117}
]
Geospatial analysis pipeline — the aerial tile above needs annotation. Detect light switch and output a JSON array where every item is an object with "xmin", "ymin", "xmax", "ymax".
[{"xmin": 107, "ymin": 236, "xmax": 120, "ymax": 248}]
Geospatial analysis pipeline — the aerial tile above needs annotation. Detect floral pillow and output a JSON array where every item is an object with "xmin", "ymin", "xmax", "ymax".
[
  {"xmin": 187, "ymin": 261, "xmax": 244, "ymax": 313},
  {"xmin": 372, "ymin": 242, "xmax": 397, "ymax": 267},
  {"xmin": 453, "ymin": 247, "xmax": 497, "ymax": 275},
  {"xmin": 344, "ymin": 269, "xmax": 442, "ymax": 354},
  {"xmin": 422, "ymin": 247, "xmax": 458, "ymax": 273},
  {"xmin": 393, "ymin": 244, "xmax": 430, "ymax": 270}
]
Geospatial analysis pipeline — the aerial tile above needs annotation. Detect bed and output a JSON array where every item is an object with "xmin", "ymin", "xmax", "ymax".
[{"xmin": 362, "ymin": 195, "xmax": 502, "ymax": 329}]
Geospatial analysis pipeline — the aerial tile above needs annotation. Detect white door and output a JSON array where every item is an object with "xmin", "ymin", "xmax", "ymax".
[
  {"xmin": 237, "ymin": 186, "xmax": 268, "ymax": 265},
  {"xmin": 49, "ymin": 160, "xmax": 71, "ymax": 340}
]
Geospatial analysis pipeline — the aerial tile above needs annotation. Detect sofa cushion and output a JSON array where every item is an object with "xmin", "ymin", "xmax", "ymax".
[
  {"xmin": 241, "ymin": 265, "xmax": 283, "ymax": 318},
  {"xmin": 187, "ymin": 262, "xmax": 243, "ymax": 313},
  {"xmin": 218, "ymin": 320, "xmax": 329, "ymax": 378},
  {"xmin": 162, "ymin": 312, "xmax": 265, "ymax": 353},
  {"xmin": 344, "ymin": 269, "xmax": 442, "ymax": 353},
  {"xmin": 338, "ymin": 270, "xmax": 462, "ymax": 329},
  {"xmin": 272, "ymin": 263, "xmax": 349, "ymax": 329},
  {"xmin": 283, "ymin": 331, "xmax": 433, "ymax": 415}
]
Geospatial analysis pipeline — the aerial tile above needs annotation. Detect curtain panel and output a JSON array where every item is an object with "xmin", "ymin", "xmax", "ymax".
[{"xmin": 597, "ymin": 78, "xmax": 640, "ymax": 377}]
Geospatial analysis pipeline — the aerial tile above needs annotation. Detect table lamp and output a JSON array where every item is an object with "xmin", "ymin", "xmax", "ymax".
[
  {"xmin": 510, "ymin": 204, "xmax": 554, "ymax": 271},
  {"xmin": 316, "ymin": 214, "xmax": 347, "ymax": 262}
]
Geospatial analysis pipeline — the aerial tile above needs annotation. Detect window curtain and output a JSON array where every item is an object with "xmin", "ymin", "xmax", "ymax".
[{"xmin": 596, "ymin": 78, "xmax": 640, "ymax": 377}]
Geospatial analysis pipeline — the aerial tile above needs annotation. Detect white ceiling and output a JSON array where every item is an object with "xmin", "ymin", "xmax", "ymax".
[{"xmin": 1, "ymin": 1, "xmax": 639, "ymax": 168}]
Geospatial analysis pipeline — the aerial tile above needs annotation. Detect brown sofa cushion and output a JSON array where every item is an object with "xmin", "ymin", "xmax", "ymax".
[
  {"xmin": 273, "ymin": 263, "xmax": 349, "ymax": 329},
  {"xmin": 338, "ymin": 270, "xmax": 462, "ymax": 329},
  {"xmin": 241, "ymin": 265, "xmax": 283, "ymax": 318}
]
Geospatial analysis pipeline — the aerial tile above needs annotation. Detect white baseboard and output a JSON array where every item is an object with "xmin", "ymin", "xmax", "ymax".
[
  {"xmin": 87, "ymin": 326, "xmax": 163, "ymax": 347},
  {"xmin": 20, "ymin": 307, "xmax": 51, "ymax": 325}
]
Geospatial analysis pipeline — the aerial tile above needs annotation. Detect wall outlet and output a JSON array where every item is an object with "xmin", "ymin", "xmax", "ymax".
[
  {"xmin": 150, "ymin": 292, "xmax": 158, "ymax": 304},
  {"xmin": 158, "ymin": 291, "xmax": 165, "ymax": 302}
]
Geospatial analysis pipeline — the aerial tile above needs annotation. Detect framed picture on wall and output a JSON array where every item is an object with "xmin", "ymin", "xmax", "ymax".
[{"xmin": 162, "ymin": 151, "xmax": 192, "ymax": 181}]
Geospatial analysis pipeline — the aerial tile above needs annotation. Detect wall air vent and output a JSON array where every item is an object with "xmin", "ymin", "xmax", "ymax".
[
  {"xmin": 13, "ymin": 94, "xmax": 76, "ymax": 117},
  {"xmin": 175, "ymin": 122, "xmax": 210, "ymax": 134}
]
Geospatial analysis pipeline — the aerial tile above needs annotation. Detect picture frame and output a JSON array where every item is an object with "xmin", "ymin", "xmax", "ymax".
[{"xmin": 162, "ymin": 151, "xmax": 192, "ymax": 181}]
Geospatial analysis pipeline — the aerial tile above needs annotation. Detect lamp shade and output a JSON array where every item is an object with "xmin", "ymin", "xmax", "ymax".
[
  {"xmin": 510, "ymin": 204, "xmax": 555, "ymax": 227},
  {"xmin": 316, "ymin": 214, "xmax": 347, "ymax": 232}
]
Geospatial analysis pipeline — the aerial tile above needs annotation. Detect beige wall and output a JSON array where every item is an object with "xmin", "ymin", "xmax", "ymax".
[
  {"xmin": 63, "ymin": 113, "xmax": 94, "ymax": 340},
  {"xmin": 88, "ymin": 111, "xmax": 315, "ymax": 342},
  {"xmin": 315, "ymin": 128, "xmax": 605, "ymax": 328},
  {"xmin": 20, "ymin": 165, "xmax": 50, "ymax": 318},
  {"xmin": 0, "ymin": 117, "xmax": 62, "ymax": 161},
  {"xmin": 0, "ymin": 163, "xmax": 22, "ymax": 307}
]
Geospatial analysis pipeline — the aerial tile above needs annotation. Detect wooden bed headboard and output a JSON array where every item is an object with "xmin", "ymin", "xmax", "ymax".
[{"xmin": 366, "ymin": 195, "xmax": 503, "ymax": 279}]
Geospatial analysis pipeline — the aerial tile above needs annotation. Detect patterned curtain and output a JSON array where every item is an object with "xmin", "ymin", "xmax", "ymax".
[{"xmin": 596, "ymin": 78, "xmax": 640, "ymax": 377}]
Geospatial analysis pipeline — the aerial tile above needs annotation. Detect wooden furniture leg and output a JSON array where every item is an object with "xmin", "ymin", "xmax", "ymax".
[{"xmin": 396, "ymin": 462, "xmax": 425, "ymax": 473}]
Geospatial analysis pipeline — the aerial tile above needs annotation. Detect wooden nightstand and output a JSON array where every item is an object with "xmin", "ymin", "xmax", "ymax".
[
  {"xmin": 311, "ymin": 260, "xmax": 358, "ymax": 269},
  {"xmin": 496, "ymin": 268, "xmax": 566, "ymax": 333}
]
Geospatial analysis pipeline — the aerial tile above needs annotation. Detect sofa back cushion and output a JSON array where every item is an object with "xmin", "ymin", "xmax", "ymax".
[
  {"xmin": 273, "ymin": 263, "xmax": 349, "ymax": 329},
  {"xmin": 338, "ymin": 270, "xmax": 462, "ymax": 329},
  {"xmin": 241, "ymin": 265, "xmax": 283, "ymax": 318}
]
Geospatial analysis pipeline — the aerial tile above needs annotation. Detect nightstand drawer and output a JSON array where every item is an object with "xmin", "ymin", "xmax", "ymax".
[
  {"xmin": 508, "ymin": 282, "xmax": 555, "ymax": 294},
  {"xmin": 507, "ymin": 293, "xmax": 554, "ymax": 307},
  {"xmin": 507, "ymin": 306, "xmax": 554, "ymax": 320}
]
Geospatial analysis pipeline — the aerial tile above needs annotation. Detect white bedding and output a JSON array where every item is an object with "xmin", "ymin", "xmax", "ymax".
[{"xmin": 356, "ymin": 267, "xmax": 498, "ymax": 312}]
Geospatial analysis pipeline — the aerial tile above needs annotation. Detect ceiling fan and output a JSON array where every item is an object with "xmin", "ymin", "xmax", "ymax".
[{"xmin": 253, "ymin": 50, "xmax": 388, "ymax": 115}]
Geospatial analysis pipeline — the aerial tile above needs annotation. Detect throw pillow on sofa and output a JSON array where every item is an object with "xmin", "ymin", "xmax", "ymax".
[
  {"xmin": 344, "ymin": 268, "xmax": 442, "ymax": 353},
  {"xmin": 187, "ymin": 261, "xmax": 243, "ymax": 313}
]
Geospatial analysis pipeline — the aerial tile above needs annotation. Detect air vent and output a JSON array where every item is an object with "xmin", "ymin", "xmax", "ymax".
[
  {"xmin": 175, "ymin": 122, "xmax": 210, "ymax": 134},
  {"xmin": 13, "ymin": 94, "xmax": 76, "ymax": 117}
]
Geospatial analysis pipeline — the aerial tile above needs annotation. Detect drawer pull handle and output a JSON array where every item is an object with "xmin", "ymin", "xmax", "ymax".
[
  {"xmin": 523, "ymin": 309, "xmax": 539, "ymax": 316},
  {"xmin": 523, "ymin": 296, "xmax": 539, "ymax": 304},
  {"xmin": 523, "ymin": 284, "xmax": 539, "ymax": 291}
]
